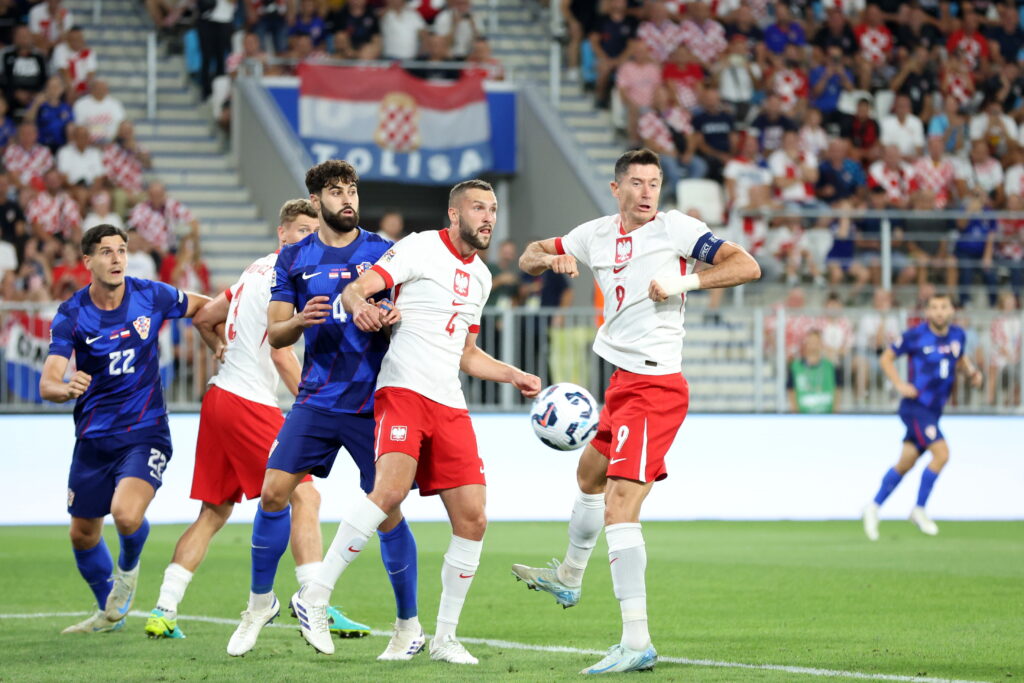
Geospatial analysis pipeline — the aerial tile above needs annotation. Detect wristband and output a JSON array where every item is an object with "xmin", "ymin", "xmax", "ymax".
[{"xmin": 654, "ymin": 273, "xmax": 701, "ymax": 296}]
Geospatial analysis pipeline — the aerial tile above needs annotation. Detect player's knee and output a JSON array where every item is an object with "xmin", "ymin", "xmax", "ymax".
[
  {"xmin": 199, "ymin": 502, "xmax": 233, "ymax": 528},
  {"xmin": 291, "ymin": 482, "xmax": 321, "ymax": 511},
  {"xmin": 453, "ymin": 511, "xmax": 487, "ymax": 541},
  {"xmin": 260, "ymin": 484, "xmax": 291, "ymax": 512},
  {"xmin": 69, "ymin": 525, "xmax": 100, "ymax": 549},
  {"xmin": 111, "ymin": 509, "xmax": 144, "ymax": 536},
  {"xmin": 371, "ymin": 486, "xmax": 409, "ymax": 514}
]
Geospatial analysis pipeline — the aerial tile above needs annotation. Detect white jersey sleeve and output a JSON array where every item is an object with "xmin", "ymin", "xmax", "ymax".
[
  {"xmin": 371, "ymin": 232, "xmax": 425, "ymax": 287},
  {"xmin": 663, "ymin": 209, "xmax": 724, "ymax": 264},
  {"xmin": 557, "ymin": 216, "xmax": 604, "ymax": 268}
]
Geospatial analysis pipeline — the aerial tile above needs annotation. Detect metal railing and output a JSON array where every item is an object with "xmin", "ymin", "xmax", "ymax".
[{"xmin": 2, "ymin": 302, "xmax": 1020, "ymax": 415}]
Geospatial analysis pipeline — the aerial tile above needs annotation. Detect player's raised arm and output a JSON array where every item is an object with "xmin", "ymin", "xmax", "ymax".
[
  {"xmin": 519, "ymin": 238, "xmax": 579, "ymax": 277},
  {"xmin": 194, "ymin": 291, "xmax": 229, "ymax": 359},
  {"xmin": 650, "ymin": 241, "xmax": 761, "ymax": 301},
  {"xmin": 39, "ymin": 354, "xmax": 92, "ymax": 404},
  {"xmin": 459, "ymin": 331, "xmax": 541, "ymax": 398},
  {"xmin": 341, "ymin": 269, "xmax": 388, "ymax": 332}
]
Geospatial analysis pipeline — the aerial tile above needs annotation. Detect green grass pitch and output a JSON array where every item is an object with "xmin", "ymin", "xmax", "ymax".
[{"xmin": 1, "ymin": 521, "xmax": 1021, "ymax": 682}]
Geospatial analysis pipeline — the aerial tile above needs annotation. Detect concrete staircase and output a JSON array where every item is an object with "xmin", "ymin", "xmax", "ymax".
[
  {"xmin": 479, "ymin": 0, "xmax": 623, "ymax": 181},
  {"xmin": 67, "ymin": 0, "xmax": 276, "ymax": 288}
]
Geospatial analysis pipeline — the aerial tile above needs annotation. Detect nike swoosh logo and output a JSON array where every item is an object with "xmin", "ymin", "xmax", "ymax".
[
  {"xmin": 116, "ymin": 591, "xmax": 134, "ymax": 616},
  {"xmin": 85, "ymin": 335, "xmax": 102, "ymax": 344},
  {"xmin": 302, "ymin": 272, "xmax": 321, "ymax": 280},
  {"xmin": 458, "ymin": 573, "xmax": 475, "ymax": 579},
  {"xmin": 387, "ymin": 565, "xmax": 408, "ymax": 575},
  {"xmin": 347, "ymin": 546, "xmax": 361, "ymax": 553},
  {"xmin": 613, "ymin": 265, "xmax": 627, "ymax": 273},
  {"xmin": 451, "ymin": 300, "xmax": 467, "ymax": 306},
  {"xmin": 609, "ymin": 457, "xmax": 627, "ymax": 465}
]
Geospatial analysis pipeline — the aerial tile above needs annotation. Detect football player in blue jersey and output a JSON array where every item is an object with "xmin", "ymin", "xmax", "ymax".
[
  {"xmin": 227, "ymin": 160, "xmax": 421, "ymax": 660},
  {"xmin": 862, "ymin": 293, "xmax": 983, "ymax": 540},
  {"xmin": 40, "ymin": 223, "xmax": 211, "ymax": 634}
]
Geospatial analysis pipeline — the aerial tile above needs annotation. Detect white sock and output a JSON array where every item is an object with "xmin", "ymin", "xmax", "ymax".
[
  {"xmin": 307, "ymin": 498, "xmax": 387, "ymax": 604},
  {"xmin": 557, "ymin": 490, "xmax": 604, "ymax": 587},
  {"xmin": 606, "ymin": 523, "xmax": 650, "ymax": 651},
  {"xmin": 435, "ymin": 535, "xmax": 483, "ymax": 641},
  {"xmin": 248, "ymin": 590, "xmax": 275, "ymax": 611},
  {"xmin": 156, "ymin": 563, "xmax": 193, "ymax": 614},
  {"xmin": 396, "ymin": 616, "xmax": 421, "ymax": 632},
  {"xmin": 295, "ymin": 562, "xmax": 321, "ymax": 589}
]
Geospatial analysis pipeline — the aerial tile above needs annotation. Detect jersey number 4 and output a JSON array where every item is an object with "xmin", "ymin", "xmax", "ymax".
[{"xmin": 108, "ymin": 349, "xmax": 136, "ymax": 375}]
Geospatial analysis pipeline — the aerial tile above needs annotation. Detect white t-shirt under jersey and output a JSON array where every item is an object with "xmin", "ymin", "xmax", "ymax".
[
  {"xmin": 556, "ymin": 210, "xmax": 724, "ymax": 375},
  {"xmin": 209, "ymin": 252, "xmax": 281, "ymax": 407},
  {"xmin": 372, "ymin": 229, "xmax": 492, "ymax": 410}
]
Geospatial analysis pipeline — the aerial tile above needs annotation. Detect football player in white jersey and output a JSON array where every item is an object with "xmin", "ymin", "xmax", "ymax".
[
  {"xmin": 144, "ymin": 200, "xmax": 367, "ymax": 640},
  {"xmin": 287, "ymin": 179, "xmax": 542, "ymax": 665},
  {"xmin": 514, "ymin": 149, "xmax": 761, "ymax": 674}
]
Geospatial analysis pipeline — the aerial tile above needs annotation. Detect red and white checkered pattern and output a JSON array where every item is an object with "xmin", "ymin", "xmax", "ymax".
[
  {"xmin": 854, "ymin": 24, "xmax": 892, "ymax": 66},
  {"xmin": 678, "ymin": 19, "xmax": 727, "ymax": 66},
  {"xmin": 769, "ymin": 149, "xmax": 817, "ymax": 202},
  {"xmin": 616, "ymin": 62, "xmax": 662, "ymax": 109},
  {"xmin": 637, "ymin": 106, "xmax": 691, "ymax": 153},
  {"xmin": 376, "ymin": 99, "xmax": 420, "ymax": 153},
  {"xmin": 102, "ymin": 143, "xmax": 146, "ymax": 194},
  {"xmin": 27, "ymin": 191, "xmax": 81, "ymax": 239},
  {"xmin": 868, "ymin": 160, "xmax": 913, "ymax": 205},
  {"xmin": 910, "ymin": 157, "xmax": 956, "ymax": 208},
  {"xmin": 52, "ymin": 45, "xmax": 96, "ymax": 95},
  {"xmin": 948, "ymin": 32, "xmax": 988, "ymax": 70},
  {"xmin": 129, "ymin": 199, "xmax": 194, "ymax": 252},
  {"xmin": 638, "ymin": 20, "xmax": 684, "ymax": 63},
  {"xmin": 3, "ymin": 144, "xmax": 54, "ymax": 186},
  {"xmin": 943, "ymin": 71, "xmax": 974, "ymax": 106},
  {"xmin": 770, "ymin": 67, "xmax": 809, "ymax": 113},
  {"xmin": 997, "ymin": 218, "xmax": 1024, "ymax": 260}
]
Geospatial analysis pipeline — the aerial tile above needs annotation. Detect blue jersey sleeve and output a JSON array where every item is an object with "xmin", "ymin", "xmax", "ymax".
[
  {"xmin": 47, "ymin": 303, "xmax": 75, "ymax": 358},
  {"xmin": 150, "ymin": 280, "xmax": 189, "ymax": 319},
  {"xmin": 890, "ymin": 328, "xmax": 916, "ymax": 356},
  {"xmin": 271, "ymin": 246, "xmax": 297, "ymax": 304}
]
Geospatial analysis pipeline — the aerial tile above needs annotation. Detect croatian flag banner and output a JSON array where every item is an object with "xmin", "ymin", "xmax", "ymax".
[{"xmin": 298, "ymin": 64, "xmax": 493, "ymax": 185}]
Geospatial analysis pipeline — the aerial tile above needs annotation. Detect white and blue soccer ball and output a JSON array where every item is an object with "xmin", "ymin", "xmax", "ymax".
[{"xmin": 529, "ymin": 383, "xmax": 599, "ymax": 451}]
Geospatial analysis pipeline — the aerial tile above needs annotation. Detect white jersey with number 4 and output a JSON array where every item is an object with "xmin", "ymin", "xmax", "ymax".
[
  {"xmin": 371, "ymin": 229, "xmax": 491, "ymax": 409},
  {"xmin": 209, "ymin": 252, "xmax": 281, "ymax": 407},
  {"xmin": 556, "ymin": 210, "xmax": 724, "ymax": 375}
]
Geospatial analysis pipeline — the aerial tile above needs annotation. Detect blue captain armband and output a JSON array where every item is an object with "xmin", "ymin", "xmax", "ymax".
[{"xmin": 693, "ymin": 232, "xmax": 725, "ymax": 264}]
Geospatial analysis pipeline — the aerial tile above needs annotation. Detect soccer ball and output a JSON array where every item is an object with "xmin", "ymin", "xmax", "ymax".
[{"xmin": 529, "ymin": 383, "xmax": 599, "ymax": 451}]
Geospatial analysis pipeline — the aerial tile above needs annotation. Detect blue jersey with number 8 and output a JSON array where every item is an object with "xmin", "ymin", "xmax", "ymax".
[
  {"xmin": 890, "ymin": 322, "xmax": 967, "ymax": 414},
  {"xmin": 47, "ymin": 277, "xmax": 188, "ymax": 439},
  {"xmin": 271, "ymin": 229, "xmax": 392, "ymax": 413}
]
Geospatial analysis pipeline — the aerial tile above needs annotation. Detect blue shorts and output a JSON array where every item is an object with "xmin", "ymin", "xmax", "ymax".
[
  {"xmin": 266, "ymin": 404, "xmax": 377, "ymax": 492},
  {"xmin": 899, "ymin": 402, "xmax": 944, "ymax": 453},
  {"xmin": 67, "ymin": 423, "xmax": 173, "ymax": 518}
]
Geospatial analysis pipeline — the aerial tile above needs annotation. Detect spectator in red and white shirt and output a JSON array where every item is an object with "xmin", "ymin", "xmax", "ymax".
[
  {"xmin": 910, "ymin": 136, "xmax": 959, "ymax": 209},
  {"xmin": 103, "ymin": 119, "xmax": 151, "ymax": 198},
  {"xmin": 662, "ymin": 44, "xmax": 703, "ymax": 110},
  {"xmin": 128, "ymin": 181, "xmax": 199, "ymax": 256},
  {"xmin": 678, "ymin": 0, "xmax": 727, "ymax": 67},
  {"xmin": 72, "ymin": 79, "xmax": 125, "ymax": 144},
  {"xmin": 1004, "ymin": 150, "xmax": 1024, "ymax": 202},
  {"xmin": 941, "ymin": 53, "xmax": 976, "ymax": 108},
  {"xmin": 27, "ymin": 168, "xmax": 81, "ymax": 244},
  {"xmin": 853, "ymin": 4, "xmax": 893, "ymax": 90},
  {"xmin": 946, "ymin": 9, "xmax": 990, "ymax": 71},
  {"xmin": 3, "ymin": 122, "xmax": 54, "ymax": 188},
  {"xmin": 615, "ymin": 39, "xmax": 662, "ymax": 145},
  {"xmin": 50, "ymin": 26, "xmax": 95, "ymax": 101},
  {"xmin": 637, "ymin": 0, "xmax": 683, "ymax": 63},
  {"xmin": 28, "ymin": 0, "xmax": 74, "ymax": 52},
  {"xmin": 766, "ymin": 45, "xmax": 809, "ymax": 117},
  {"xmin": 868, "ymin": 145, "xmax": 913, "ymax": 208},
  {"xmin": 769, "ymin": 130, "xmax": 819, "ymax": 206},
  {"xmin": 637, "ymin": 84, "xmax": 705, "ymax": 197},
  {"xmin": 996, "ymin": 195, "xmax": 1024, "ymax": 302}
]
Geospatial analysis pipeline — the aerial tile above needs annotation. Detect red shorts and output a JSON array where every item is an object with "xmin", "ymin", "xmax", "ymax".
[
  {"xmin": 589, "ymin": 369, "xmax": 689, "ymax": 483},
  {"xmin": 191, "ymin": 384, "xmax": 310, "ymax": 504},
  {"xmin": 374, "ymin": 387, "xmax": 484, "ymax": 496}
]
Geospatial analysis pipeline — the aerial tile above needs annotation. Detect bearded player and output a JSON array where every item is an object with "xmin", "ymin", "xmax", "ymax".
[
  {"xmin": 862, "ymin": 292, "xmax": 983, "ymax": 540},
  {"xmin": 514, "ymin": 149, "xmax": 761, "ymax": 674},
  {"xmin": 40, "ymin": 224, "xmax": 211, "ymax": 634},
  {"xmin": 226, "ymin": 161, "xmax": 419, "ymax": 659},
  {"xmin": 287, "ymin": 179, "xmax": 541, "ymax": 665},
  {"xmin": 144, "ymin": 200, "xmax": 369, "ymax": 639}
]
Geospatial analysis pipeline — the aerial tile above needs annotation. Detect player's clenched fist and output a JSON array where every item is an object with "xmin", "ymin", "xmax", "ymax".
[
  {"xmin": 352, "ymin": 300, "xmax": 384, "ymax": 332},
  {"xmin": 896, "ymin": 382, "xmax": 919, "ymax": 399},
  {"xmin": 377, "ymin": 298, "xmax": 401, "ymax": 326},
  {"xmin": 548, "ymin": 254, "xmax": 578, "ymax": 278},
  {"xmin": 648, "ymin": 280, "xmax": 668, "ymax": 302},
  {"xmin": 66, "ymin": 371, "xmax": 92, "ymax": 399},
  {"xmin": 513, "ymin": 370, "xmax": 542, "ymax": 398},
  {"xmin": 299, "ymin": 295, "xmax": 331, "ymax": 327}
]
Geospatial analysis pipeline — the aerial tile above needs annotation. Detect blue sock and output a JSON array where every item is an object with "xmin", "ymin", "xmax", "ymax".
[
  {"xmin": 117, "ymin": 518, "xmax": 149, "ymax": 571},
  {"xmin": 74, "ymin": 539, "xmax": 114, "ymax": 609},
  {"xmin": 251, "ymin": 504, "xmax": 291, "ymax": 595},
  {"xmin": 873, "ymin": 467, "xmax": 903, "ymax": 506},
  {"xmin": 917, "ymin": 468, "xmax": 940, "ymax": 507},
  {"xmin": 379, "ymin": 518, "xmax": 418, "ymax": 619}
]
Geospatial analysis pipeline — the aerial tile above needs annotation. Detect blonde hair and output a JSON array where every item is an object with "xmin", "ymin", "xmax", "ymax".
[{"xmin": 279, "ymin": 198, "xmax": 317, "ymax": 225}]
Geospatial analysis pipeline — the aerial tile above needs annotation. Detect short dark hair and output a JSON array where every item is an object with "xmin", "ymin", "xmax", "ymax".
[
  {"xmin": 448, "ymin": 178, "xmax": 494, "ymax": 207},
  {"xmin": 929, "ymin": 292, "xmax": 955, "ymax": 306},
  {"xmin": 279, "ymin": 198, "xmax": 317, "ymax": 224},
  {"xmin": 81, "ymin": 224, "xmax": 128, "ymax": 255},
  {"xmin": 305, "ymin": 160, "xmax": 358, "ymax": 195},
  {"xmin": 614, "ymin": 148, "xmax": 661, "ymax": 182}
]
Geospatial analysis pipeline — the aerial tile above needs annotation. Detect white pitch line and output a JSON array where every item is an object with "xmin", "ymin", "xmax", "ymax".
[{"xmin": 0, "ymin": 611, "xmax": 991, "ymax": 683}]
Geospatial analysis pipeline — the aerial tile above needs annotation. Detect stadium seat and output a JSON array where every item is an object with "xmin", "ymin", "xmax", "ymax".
[
  {"xmin": 676, "ymin": 179, "xmax": 725, "ymax": 227},
  {"xmin": 873, "ymin": 90, "xmax": 895, "ymax": 121}
]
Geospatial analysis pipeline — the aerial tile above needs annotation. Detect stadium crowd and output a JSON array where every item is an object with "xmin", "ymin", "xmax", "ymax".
[{"xmin": 575, "ymin": 0, "xmax": 1024, "ymax": 309}]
